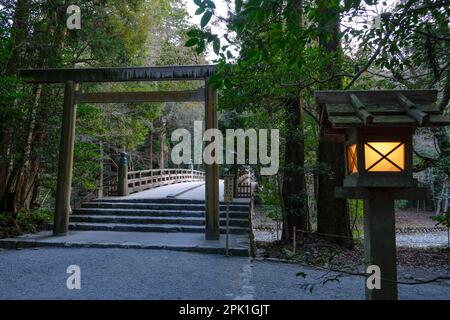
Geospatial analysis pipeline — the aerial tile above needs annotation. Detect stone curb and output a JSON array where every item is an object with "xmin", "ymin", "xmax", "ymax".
[
  {"xmin": 0, "ymin": 239, "xmax": 250, "ymax": 257},
  {"xmin": 396, "ymin": 226, "xmax": 448, "ymax": 234}
]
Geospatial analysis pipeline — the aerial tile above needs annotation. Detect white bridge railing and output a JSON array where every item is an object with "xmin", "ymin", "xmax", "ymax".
[
  {"xmin": 102, "ymin": 168, "xmax": 205, "ymax": 197},
  {"xmin": 101, "ymin": 158, "xmax": 254, "ymax": 199},
  {"xmin": 127, "ymin": 169, "xmax": 205, "ymax": 194}
]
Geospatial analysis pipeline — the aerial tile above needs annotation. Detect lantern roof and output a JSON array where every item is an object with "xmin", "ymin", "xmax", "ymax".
[{"xmin": 315, "ymin": 90, "xmax": 450, "ymax": 128}]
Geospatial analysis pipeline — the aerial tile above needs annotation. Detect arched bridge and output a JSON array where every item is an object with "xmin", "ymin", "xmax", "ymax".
[
  {"xmin": 103, "ymin": 168, "xmax": 206, "ymax": 197},
  {"xmin": 102, "ymin": 167, "xmax": 252, "ymax": 201}
]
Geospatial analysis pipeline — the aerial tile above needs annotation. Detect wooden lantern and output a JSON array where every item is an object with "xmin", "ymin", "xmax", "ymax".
[
  {"xmin": 343, "ymin": 127, "xmax": 415, "ymax": 188},
  {"xmin": 317, "ymin": 90, "xmax": 450, "ymax": 188},
  {"xmin": 316, "ymin": 89, "xmax": 450, "ymax": 300}
]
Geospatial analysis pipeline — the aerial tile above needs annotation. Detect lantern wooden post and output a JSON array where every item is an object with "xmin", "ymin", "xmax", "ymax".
[
  {"xmin": 363, "ymin": 191, "xmax": 397, "ymax": 300},
  {"xmin": 335, "ymin": 186, "xmax": 431, "ymax": 300}
]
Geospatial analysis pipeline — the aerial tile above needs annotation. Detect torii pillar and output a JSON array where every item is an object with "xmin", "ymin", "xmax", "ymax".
[
  {"xmin": 204, "ymin": 80, "xmax": 220, "ymax": 240},
  {"xmin": 54, "ymin": 81, "xmax": 78, "ymax": 235}
]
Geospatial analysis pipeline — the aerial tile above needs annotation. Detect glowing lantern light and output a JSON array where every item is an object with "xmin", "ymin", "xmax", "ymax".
[
  {"xmin": 346, "ymin": 144, "xmax": 358, "ymax": 174},
  {"xmin": 364, "ymin": 142, "xmax": 405, "ymax": 172}
]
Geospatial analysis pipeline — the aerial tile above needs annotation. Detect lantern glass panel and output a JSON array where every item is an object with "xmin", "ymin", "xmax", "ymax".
[
  {"xmin": 364, "ymin": 142, "xmax": 405, "ymax": 172},
  {"xmin": 347, "ymin": 144, "xmax": 358, "ymax": 174}
]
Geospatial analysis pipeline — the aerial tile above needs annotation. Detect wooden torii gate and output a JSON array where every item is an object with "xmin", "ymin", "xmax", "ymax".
[{"xmin": 20, "ymin": 65, "xmax": 220, "ymax": 240}]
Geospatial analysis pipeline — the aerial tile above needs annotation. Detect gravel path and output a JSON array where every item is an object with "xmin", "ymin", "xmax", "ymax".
[
  {"xmin": 0, "ymin": 247, "xmax": 448, "ymax": 300},
  {"xmin": 254, "ymin": 228, "xmax": 450, "ymax": 248},
  {"xmin": 252, "ymin": 206, "xmax": 450, "ymax": 248},
  {"xmin": 397, "ymin": 232, "xmax": 449, "ymax": 248}
]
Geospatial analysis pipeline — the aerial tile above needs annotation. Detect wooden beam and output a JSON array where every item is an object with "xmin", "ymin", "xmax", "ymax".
[
  {"xmin": 321, "ymin": 128, "xmax": 346, "ymax": 143},
  {"xmin": 326, "ymin": 103, "xmax": 440, "ymax": 116},
  {"xmin": 76, "ymin": 89, "xmax": 205, "ymax": 103},
  {"xmin": 350, "ymin": 94, "xmax": 374, "ymax": 125},
  {"xmin": 20, "ymin": 65, "xmax": 216, "ymax": 83},
  {"xmin": 397, "ymin": 93, "xmax": 430, "ymax": 126},
  {"xmin": 329, "ymin": 114, "xmax": 445, "ymax": 127},
  {"xmin": 316, "ymin": 90, "xmax": 438, "ymax": 105}
]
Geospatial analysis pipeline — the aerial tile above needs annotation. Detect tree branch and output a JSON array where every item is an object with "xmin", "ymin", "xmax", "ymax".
[{"xmin": 345, "ymin": 27, "xmax": 393, "ymax": 89}]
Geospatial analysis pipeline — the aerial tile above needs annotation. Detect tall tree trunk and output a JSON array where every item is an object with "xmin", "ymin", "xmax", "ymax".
[
  {"xmin": 17, "ymin": 85, "xmax": 42, "ymax": 211},
  {"xmin": 25, "ymin": 120, "xmax": 45, "ymax": 208},
  {"xmin": 443, "ymin": 181, "xmax": 449, "ymax": 213},
  {"xmin": 3, "ymin": 0, "xmax": 31, "ymax": 75},
  {"xmin": 0, "ymin": 131, "xmax": 10, "ymax": 205},
  {"xmin": 1, "ymin": 84, "xmax": 42, "ymax": 214},
  {"xmin": 281, "ymin": 97, "xmax": 309, "ymax": 241},
  {"xmin": 316, "ymin": 0, "xmax": 353, "ymax": 247},
  {"xmin": 1, "ymin": 1, "xmax": 68, "ymax": 213},
  {"xmin": 0, "ymin": 0, "xmax": 32, "ymax": 205}
]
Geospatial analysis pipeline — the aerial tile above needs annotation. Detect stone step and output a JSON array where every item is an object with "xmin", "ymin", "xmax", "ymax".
[
  {"xmin": 74, "ymin": 208, "xmax": 204, "ymax": 217},
  {"xmin": 93, "ymin": 198, "xmax": 207, "ymax": 204},
  {"xmin": 92, "ymin": 198, "xmax": 250, "ymax": 206},
  {"xmin": 81, "ymin": 201, "xmax": 250, "ymax": 212},
  {"xmin": 70, "ymin": 215, "xmax": 250, "ymax": 227},
  {"xmin": 72, "ymin": 207, "xmax": 249, "ymax": 219},
  {"xmin": 0, "ymin": 231, "xmax": 250, "ymax": 256},
  {"xmin": 69, "ymin": 222, "xmax": 248, "ymax": 234}
]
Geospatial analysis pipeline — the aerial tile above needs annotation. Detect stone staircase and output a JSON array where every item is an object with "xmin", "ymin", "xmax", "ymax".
[{"xmin": 69, "ymin": 198, "xmax": 251, "ymax": 234}]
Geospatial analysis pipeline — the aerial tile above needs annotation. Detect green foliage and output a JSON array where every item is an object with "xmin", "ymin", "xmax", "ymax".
[
  {"xmin": 395, "ymin": 200, "xmax": 410, "ymax": 210},
  {"xmin": 73, "ymin": 142, "xmax": 101, "ymax": 194},
  {"xmin": 349, "ymin": 0, "xmax": 450, "ymax": 89},
  {"xmin": 201, "ymin": 11, "xmax": 213, "ymax": 28},
  {"xmin": 433, "ymin": 211, "xmax": 450, "ymax": 229},
  {"xmin": 348, "ymin": 199, "xmax": 364, "ymax": 219},
  {"xmin": 0, "ymin": 208, "xmax": 53, "ymax": 237},
  {"xmin": 16, "ymin": 208, "xmax": 53, "ymax": 233},
  {"xmin": 256, "ymin": 177, "xmax": 283, "ymax": 222},
  {"xmin": 0, "ymin": 76, "xmax": 30, "ymax": 124},
  {"xmin": 348, "ymin": 199, "xmax": 363, "ymax": 236}
]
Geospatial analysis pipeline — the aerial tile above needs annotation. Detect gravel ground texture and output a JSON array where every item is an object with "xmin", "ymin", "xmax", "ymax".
[
  {"xmin": 0, "ymin": 247, "xmax": 448, "ymax": 300},
  {"xmin": 252, "ymin": 205, "xmax": 450, "ymax": 248}
]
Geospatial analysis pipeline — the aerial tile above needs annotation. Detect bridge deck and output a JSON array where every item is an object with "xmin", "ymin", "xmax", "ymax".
[
  {"xmin": 117, "ymin": 181, "xmax": 206, "ymax": 200},
  {"xmin": 104, "ymin": 180, "xmax": 249, "ymax": 203}
]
